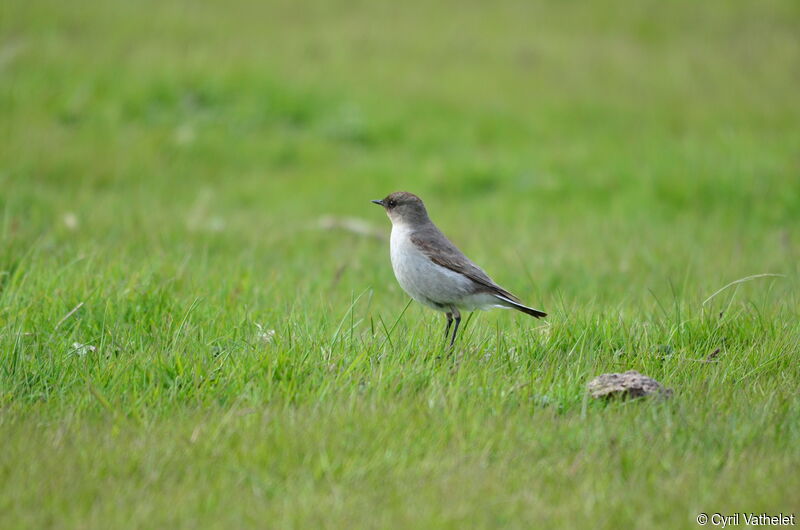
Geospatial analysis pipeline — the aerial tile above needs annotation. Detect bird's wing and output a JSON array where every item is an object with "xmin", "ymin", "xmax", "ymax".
[{"xmin": 409, "ymin": 228, "xmax": 522, "ymax": 303}]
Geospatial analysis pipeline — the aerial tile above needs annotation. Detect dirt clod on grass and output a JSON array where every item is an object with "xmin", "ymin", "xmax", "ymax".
[{"xmin": 588, "ymin": 371, "xmax": 673, "ymax": 400}]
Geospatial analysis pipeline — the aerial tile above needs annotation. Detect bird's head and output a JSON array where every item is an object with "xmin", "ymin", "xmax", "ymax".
[{"xmin": 372, "ymin": 191, "xmax": 429, "ymax": 225}]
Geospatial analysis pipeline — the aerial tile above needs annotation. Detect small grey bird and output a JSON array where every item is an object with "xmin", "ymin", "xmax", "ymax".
[{"xmin": 372, "ymin": 191, "xmax": 546, "ymax": 347}]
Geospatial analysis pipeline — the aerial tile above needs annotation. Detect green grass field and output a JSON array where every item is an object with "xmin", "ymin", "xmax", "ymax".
[{"xmin": 2, "ymin": 0, "xmax": 799, "ymax": 527}]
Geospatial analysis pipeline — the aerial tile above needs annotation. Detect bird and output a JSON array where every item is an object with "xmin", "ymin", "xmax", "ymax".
[{"xmin": 372, "ymin": 191, "xmax": 546, "ymax": 348}]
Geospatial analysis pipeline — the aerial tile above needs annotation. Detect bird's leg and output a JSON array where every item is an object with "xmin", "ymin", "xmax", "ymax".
[
  {"xmin": 449, "ymin": 307, "xmax": 461, "ymax": 348},
  {"xmin": 444, "ymin": 312, "xmax": 453, "ymax": 341}
]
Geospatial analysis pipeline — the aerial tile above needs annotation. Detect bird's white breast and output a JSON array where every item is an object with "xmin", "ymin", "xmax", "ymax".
[{"xmin": 389, "ymin": 222, "xmax": 480, "ymax": 311}]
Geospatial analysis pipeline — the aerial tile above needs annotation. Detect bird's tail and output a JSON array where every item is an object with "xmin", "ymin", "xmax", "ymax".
[{"xmin": 494, "ymin": 295, "xmax": 547, "ymax": 319}]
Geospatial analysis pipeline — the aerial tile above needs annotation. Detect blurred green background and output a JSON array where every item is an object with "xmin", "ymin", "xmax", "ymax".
[{"xmin": 1, "ymin": 0, "xmax": 799, "ymax": 527}]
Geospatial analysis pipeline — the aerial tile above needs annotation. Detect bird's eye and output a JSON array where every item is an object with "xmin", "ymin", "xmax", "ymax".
[{"xmin": 387, "ymin": 200, "xmax": 396, "ymax": 208}]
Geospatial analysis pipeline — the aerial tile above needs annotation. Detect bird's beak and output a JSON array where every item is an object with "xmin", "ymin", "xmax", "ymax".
[{"xmin": 371, "ymin": 199, "xmax": 384, "ymax": 206}]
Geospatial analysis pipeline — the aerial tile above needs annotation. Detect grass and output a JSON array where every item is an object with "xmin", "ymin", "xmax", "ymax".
[{"xmin": 1, "ymin": 0, "xmax": 799, "ymax": 527}]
